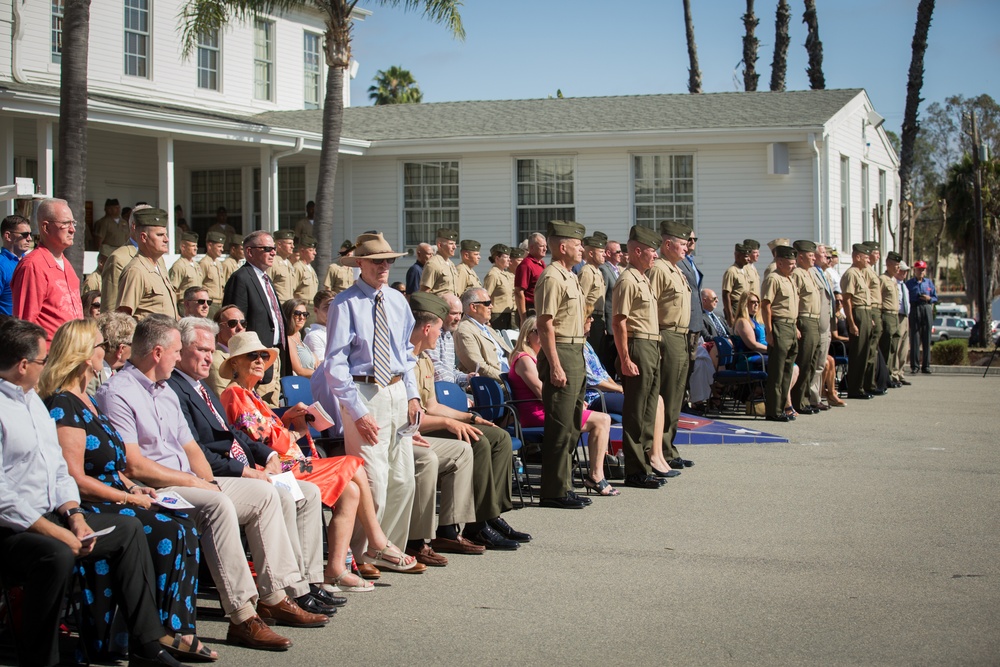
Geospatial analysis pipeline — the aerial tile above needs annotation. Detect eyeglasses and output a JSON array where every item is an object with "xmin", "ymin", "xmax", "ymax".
[
  {"xmin": 223, "ymin": 319, "xmax": 247, "ymax": 329},
  {"xmin": 364, "ymin": 257, "xmax": 396, "ymax": 265},
  {"xmin": 688, "ymin": 237, "xmax": 699, "ymax": 243},
  {"xmin": 12, "ymin": 231, "xmax": 31, "ymax": 240},
  {"xmin": 27, "ymin": 356, "xmax": 47, "ymax": 366},
  {"xmin": 292, "ymin": 310, "xmax": 308, "ymax": 318},
  {"xmin": 249, "ymin": 246, "xmax": 276, "ymax": 254},
  {"xmin": 244, "ymin": 351, "xmax": 269, "ymax": 362},
  {"xmin": 187, "ymin": 299, "xmax": 213, "ymax": 306},
  {"xmin": 474, "ymin": 300, "xmax": 492, "ymax": 307},
  {"xmin": 608, "ymin": 250, "xmax": 622, "ymax": 255},
  {"xmin": 48, "ymin": 220, "xmax": 78, "ymax": 229}
]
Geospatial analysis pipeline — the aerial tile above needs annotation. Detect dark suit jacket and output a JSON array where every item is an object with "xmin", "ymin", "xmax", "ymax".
[
  {"xmin": 679, "ymin": 256, "xmax": 704, "ymax": 336},
  {"xmin": 223, "ymin": 263, "xmax": 285, "ymax": 352},
  {"xmin": 701, "ymin": 309, "xmax": 731, "ymax": 341},
  {"xmin": 166, "ymin": 371, "xmax": 274, "ymax": 477},
  {"xmin": 598, "ymin": 263, "xmax": 618, "ymax": 335}
]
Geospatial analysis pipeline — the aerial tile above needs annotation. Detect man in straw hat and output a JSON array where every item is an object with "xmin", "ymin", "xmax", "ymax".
[
  {"xmin": 312, "ymin": 232, "xmax": 424, "ymax": 567},
  {"xmin": 891, "ymin": 259, "xmax": 912, "ymax": 386}
]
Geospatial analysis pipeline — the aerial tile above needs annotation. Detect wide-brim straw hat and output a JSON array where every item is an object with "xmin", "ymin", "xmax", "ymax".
[
  {"xmin": 219, "ymin": 331, "xmax": 277, "ymax": 380},
  {"xmin": 341, "ymin": 232, "xmax": 406, "ymax": 267}
]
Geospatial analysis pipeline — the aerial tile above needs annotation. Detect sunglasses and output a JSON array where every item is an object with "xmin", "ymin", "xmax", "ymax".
[
  {"xmin": 12, "ymin": 231, "xmax": 31, "ymax": 240},
  {"xmin": 223, "ymin": 319, "xmax": 247, "ymax": 329},
  {"xmin": 292, "ymin": 310, "xmax": 308, "ymax": 318},
  {"xmin": 474, "ymin": 300, "xmax": 492, "ymax": 307},
  {"xmin": 249, "ymin": 246, "xmax": 276, "ymax": 253},
  {"xmin": 688, "ymin": 237, "xmax": 699, "ymax": 243},
  {"xmin": 187, "ymin": 299, "xmax": 213, "ymax": 306},
  {"xmin": 244, "ymin": 351, "xmax": 269, "ymax": 362},
  {"xmin": 90, "ymin": 302, "xmax": 102, "ymax": 309},
  {"xmin": 364, "ymin": 257, "xmax": 396, "ymax": 265}
]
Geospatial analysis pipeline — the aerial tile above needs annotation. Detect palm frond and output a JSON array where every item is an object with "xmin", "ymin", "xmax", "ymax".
[
  {"xmin": 369, "ymin": 0, "xmax": 465, "ymax": 40},
  {"xmin": 177, "ymin": 0, "xmax": 315, "ymax": 58}
]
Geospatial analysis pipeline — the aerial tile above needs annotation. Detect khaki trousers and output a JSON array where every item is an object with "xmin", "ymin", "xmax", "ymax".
[
  {"xmin": 342, "ymin": 381, "xmax": 415, "ymax": 557},
  {"xmin": 892, "ymin": 314, "xmax": 910, "ymax": 381},
  {"xmin": 809, "ymin": 328, "xmax": 832, "ymax": 405},
  {"xmin": 426, "ymin": 424, "xmax": 513, "ymax": 522},
  {"xmin": 879, "ymin": 309, "xmax": 900, "ymax": 373},
  {"xmin": 276, "ymin": 480, "xmax": 324, "ymax": 585},
  {"xmin": 410, "ymin": 437, "xmax": 476, "ymax": 539},
  {"xmin": 166, "ymin": 478, "xmax": 307, "ymax": 623}
]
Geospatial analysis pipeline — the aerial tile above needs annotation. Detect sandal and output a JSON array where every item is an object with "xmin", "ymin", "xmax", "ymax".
[
  {"xmin": 364, "ymin": 541, "xmax": 418, "ymax": 572},
  {"xmin": 583, "ymin": 477, "xmax": 620, "ymax": 497},
  {"xmin": 324, "ymin": 570, "xmax": 374, "ymax": 593},
  {"xmin": 160, "ymin": 634, "xmax": 218, "ymax": 662}
]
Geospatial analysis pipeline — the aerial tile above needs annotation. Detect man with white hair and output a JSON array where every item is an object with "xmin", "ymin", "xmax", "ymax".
[
  {"xmin": 425, "ymin": 291, "xmax": 474, "ymax": 389},
  {"xmin": 454, "ymin": 287, "xmax": 511, "ymax": 381},
  {"xmin": 514, "ymin": 232, "xmax": 547, "ymax": 321}
]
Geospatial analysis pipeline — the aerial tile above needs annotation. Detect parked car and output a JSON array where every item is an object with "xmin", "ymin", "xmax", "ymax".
[{"xmin": 931, "ymin": 317, "xmax": 973, "ymax": 343}]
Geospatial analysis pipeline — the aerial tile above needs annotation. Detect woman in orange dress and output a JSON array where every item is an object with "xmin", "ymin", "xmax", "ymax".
[{"xmin": 219, "ymin": 332, "xmax": 421, "ymax": 592}]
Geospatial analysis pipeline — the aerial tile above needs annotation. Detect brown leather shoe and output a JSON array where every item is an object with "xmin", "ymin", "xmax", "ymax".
[
  {"xmin": 405, "ymin": 543, "xmax": 448, "ymax": 567},
  {"xmin": 257, "ymin": 596, "xmax": 329, "ymax": 628},
  {"xmin": 226, "ymin": 615, "xmax": 292, "ymax": 651},
  {"xmin": 430, "ymin": 535, "xmax": 486, "ymax": 555},
  {"xmin": 357, "ymin": 563, "xmax": 381, "ymax": 580}
]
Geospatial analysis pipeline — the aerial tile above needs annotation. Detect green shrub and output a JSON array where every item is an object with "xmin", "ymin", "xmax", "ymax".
[{"xmin": 931, "ymin": 338, "xmax": 968, "ymax": 365}]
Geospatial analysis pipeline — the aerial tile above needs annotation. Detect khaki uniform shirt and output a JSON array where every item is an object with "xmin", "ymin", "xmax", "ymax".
[
  {"xmin": 647, "ymin": 257, "xmax": 692, "ymax": 330},
  {"xmin": 323, "ymin": 262, "xmax": 355, "ymax": 294},
  {"xmin": 840, "ymin": 267, "xmax": 871, "ymax": 308},
  {"xmin": 207, "ymin": 223, "xmax": 237, "ymax": 249},
  {"xmin": 612, "ymin": 266, "xmax": 658, "ymax": 336},
  {"xmin": 790, "ymin": 267, "xmax": 821, "ymax": 318},
  {"xmin": 94, "ymin": 215, "xmax": 130, "ymax": 249},
  {"xmin": 219, "ymin": 257, "xmax": 241, "ymax": 287},
  {"xmin": 293, "ymin": 260, "xmax": 319, "ymax": 302},
  {"xmin": 454, "ymin": 262, "xmax": 482, "ymax": 297},
  {"xmin": 81, "ymin": 270, "xmax": 102, "ymax": 296},
  {"xmin": 199, "ymin": 255, "xmax": 225, "ymax": 303},
  {"xmin": 483, "ymin": 267, "xmax": 514, "ymax": 315},
  {"xmin": 267, "ymin": 256, "xmax": 295, "ymax": 304},
  {"xmin": 746, "ymin": 264, "xmax": 761, "ymax": 296},
  {"xmin": 865, "ymin": 267, "xmax": 881, "ymax": 310},
  {"xmin": 879, "ymin": 273, "xmax": 900, "ymax": 312},
  {"xmin": 102, "ymin": 243, "xmax": 166, "ymax": 312},
  {"xmin": 293, "ymin": 218, "xmax": 314, "ymax": 244},
  {"xmin": 534, "ymin": 261, "xmax": 584, "ymax": 338},
  {"xmin": 761, "ymin": 271, "xmax": 799, "ymax": 320},
  {"xmin": 208, "ymin": 346, "xmax": 230, "ymax": 398},
  {"xmin": 421, "ymin": 253, "xmax": 458, "ymax": 296},
  {"xmin": 118, "ymin": 254, "xmax": 179, "ymax": 320},
  {"xmin": 577, "ymin": 263, "xmax": 605, "ymax": 319},
  {"xmin": 415, "ymin": 354, "xmax": 436, "ymax": 407},
  {"xmin": 760, "ymin": 262, "xmax": 776, "ymax": 287},
  {"xmin": 169, "ymin": 257, "xmax": 204, "ymax": 299},
  {"xmin": 721, "ymin": 264, "xmax": 750, "ymax": 315}
]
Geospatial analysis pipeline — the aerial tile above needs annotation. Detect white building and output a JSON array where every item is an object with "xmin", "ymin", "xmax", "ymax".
[{"xmin": 0, "ymin": 1, "xmax": 899, "ymax": 287}]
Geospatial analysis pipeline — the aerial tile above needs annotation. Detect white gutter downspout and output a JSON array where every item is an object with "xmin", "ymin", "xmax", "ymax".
[
  {"xmin": 810, "ymin": 133, "xmax": 823, "ymax": 244},
  {"xmin": 267, "ymin": 137, "xmax": 304, "ymax": 231},
  {"xmin": 10, "ymin": 0, "xmax": 26, "ymax": 83}
]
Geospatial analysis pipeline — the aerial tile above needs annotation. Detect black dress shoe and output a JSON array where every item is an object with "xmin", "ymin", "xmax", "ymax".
[
  {"xmin": 567, "ymin": 491, "xmax": 593, "ymax": 505},
  {"xmin": 765, "ymin": 414, "xmax": 790, "ymax": 422},
  {"xmin": 623, "ymin": 473, "xmax": 663, "ymax": 489},
  {"xmin": 900, "ymin": 379, "xmax": 912, "ymax": 386},
  {"xmin": 869, "ymin": 389, "xmax": 887, "ymax": 396},
  {"xmin": 921, "ymin": 368, "xmax": 932, "ymax": 374},
  {"xmin": 463, "ymin": 524, "xmax": 520, "ymax": 550},
  {"xmin": 539, "ymin": 494, "xmax": 586, "ymax": 509},
  {"xmin": 309, "ymin": 584, "xmax": 347, "ymax": 607},
  {"xmin": 295, "ymin": 592, "xmax": 338, "ymax": 617},
  {"xmin": 670, "ymin": 457, "xmax": 694, "ymax": 468},
  {"xmin": 795, "ymin": 406, "xmax": 818, "ymax": 415},
  {"xmin": 651, "ymin": 467, "xmax": 681, "ymax": 478},
  {"xmin": 846, "ymin": 393, "xmax": 872, "ymax": 400},
  {"xmin": 488, "ymin": 517, "xmax": 532, "ymax": 543}
]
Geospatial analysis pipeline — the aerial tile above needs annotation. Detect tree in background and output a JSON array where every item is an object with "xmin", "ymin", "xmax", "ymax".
[
  {"xmin": 683, "ymin": 0, "xmax": 702, "ymax": 94},
  {"xmin": 802, "ymin": 0, "xmax": 825, "ymax": 90},
  {"xmin": 57, "ymin": 0, "xmax": 91, "ymax": 276},
  {"xmin": 741, "ymin": 0, "xmax": 759, "ymax": 92},
  {"xmin": 769, "ymin": 0, "xmax": 790, "ymax": 92},
  {"xmin": 368, "ymin": 65, "xmax": 423, "ymax": 105},
  {"xmin": 181, "ymin": 0, "xmax": 464, "ymax": 278}
]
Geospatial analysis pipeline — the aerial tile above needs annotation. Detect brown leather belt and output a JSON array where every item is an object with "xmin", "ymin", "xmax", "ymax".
[
  {"xmin": 659, "ymin": 325, "xmax": 689, "ymax": 334},
  {"xmin": 629, "ymin": 332, "xmax": 660, "ymax": 341},
  {"xmin": 353, "ymin": 374, "xmax": 402, "ymax": 386},
  {"xmin": 554, "ymin": 336, "xmax": 585, "ymax": 344}
]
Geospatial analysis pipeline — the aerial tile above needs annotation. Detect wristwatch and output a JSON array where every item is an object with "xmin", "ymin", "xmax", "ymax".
[{"xmin": 63, "ymin": 507, "xmax": 87, "ymax": 521}]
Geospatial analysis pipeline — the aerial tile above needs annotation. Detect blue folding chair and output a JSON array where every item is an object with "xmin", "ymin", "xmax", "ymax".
[
  {"xmin": 278, "ymin": 376, "xmax": 324, "ymax": 438},
  {"xmin": 713, "ymin": 336, "xmax": 767, "ymax": 418},
  {"xmin": 830, "ymin": 340, "xmax": 849, "ymax": 396},
  {"xmin": 434, "ymin": 381, "xmax": 469, "ymax": 412},
  {"xmin": 469, "ymin": 376, "xmax": 533, "ymax": 505}
]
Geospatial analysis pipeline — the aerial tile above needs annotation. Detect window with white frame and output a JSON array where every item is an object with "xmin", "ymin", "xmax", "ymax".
[
  {"xmin": 861, "ymin": 163, "xmax": 870, "ymax": 240},
  {"xmin": 254, "ymin": 20, "xmax": 274, "ymax": 101},
  {"xmin": 515, "ymin": 157, "xmax": 574, "ymax": 241},
  {"xmin": 196, "ymin": 30, "xmax": 220, "ymax": 91},
  {"xmin": 403, "ymin": 161, "xmax": 460, "ymax": 248},
  {"xmin": 191, "ymin": 169, "xmax": 243, "ymax": 235},
  {"xmin": 123, "ymin": 0, "xmax": 150, "ymax": 78},
  {"xmin": 632, "ymin": 154, "xmax": 694, "ymax": 230},
  {"xmin": 51, "ymin": 0, "xmax": 64, "ymax": 64},
  {"xmin": 252, "ymin": 166, "xmax": 307, "ymax": 229},
  {"xmin": 303, "ymin": 32, "xmax": 323, "ymax": 109},
  {"xmin": 840, "ymin": 156, "xmax": 851, "ymax": 251}
]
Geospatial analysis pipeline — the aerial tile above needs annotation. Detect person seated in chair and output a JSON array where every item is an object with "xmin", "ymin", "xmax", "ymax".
[
  {"xmin": 732, "ymin": 292, "xmax": 800, "ymax": 416},
  {"xmin": 454, "ymin": 287, "xmax": 512, "ymax": 381}
]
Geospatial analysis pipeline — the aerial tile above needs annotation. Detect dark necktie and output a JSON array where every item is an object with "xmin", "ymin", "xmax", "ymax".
[
  {"xmin": 373, "ymin": 291, "xmax": 391, "ymax": 387},
  {"xmin": 197, "ymin": 383, "xmax": 249, "ymax": 467},
  {"xmin": 263, "ymin": 274, "xmax": 286, "ymax": 347}
]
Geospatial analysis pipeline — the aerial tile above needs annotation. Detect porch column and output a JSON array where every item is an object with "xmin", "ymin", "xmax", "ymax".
[
  {"xmin": 36, "ymin": 120, "xmax": 53, "ymax": 199},
  {"xmin": 259, "ymin": 146, "xmax": 274, "ymax": 232},
  {"xmin": 157, "ymin": 136, "xmax": 176, "ymax": 246},
  {"xmin": 0, "ymin": 117, "xmax": 13, "ymax": 216}
]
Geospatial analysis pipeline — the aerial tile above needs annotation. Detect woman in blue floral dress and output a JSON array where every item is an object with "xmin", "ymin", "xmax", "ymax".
[{"xmin": 39, "ymin": 320, "xmax": 216, "ymax": 662}]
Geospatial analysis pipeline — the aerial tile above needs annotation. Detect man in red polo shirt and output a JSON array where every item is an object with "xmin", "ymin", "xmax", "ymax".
[
  {"xmin": 11, "ymin": 198, "xmax": 83, "ymax": 344},
  {"xmin": 514, "ymin": 231, "xmax": 547, "ymax": 321}
]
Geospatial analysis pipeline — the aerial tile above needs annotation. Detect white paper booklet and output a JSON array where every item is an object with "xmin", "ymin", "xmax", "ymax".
[
  {"xmin": 306, "ymin": 402, "xmax": 334, "ymax": 432},
  {"xmin": 152, "ymin": 490, "xmax": 195, "ymax": 510},
  {"xmin": 270, "ymin": 471, "xmax": 305, "ymax": 501}
]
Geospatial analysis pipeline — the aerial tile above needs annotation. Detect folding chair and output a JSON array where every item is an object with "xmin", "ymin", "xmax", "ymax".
[
  {"xmin": 468, "ymin": 376, "xmax": 534, "ymax": 505},
  {"xmin": 713, "ymin": 336, "xmax": 767, "ymax": 418}
]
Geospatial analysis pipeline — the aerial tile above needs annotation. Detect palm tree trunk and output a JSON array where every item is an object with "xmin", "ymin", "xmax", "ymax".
[
  {"xmin": 934, "ymin": 199, "xmax": 946, "ymax": 287},
  {"xmin": 683, "ymin": 0, "xmax": 702, "ymax": 94},
  {"xmin": 898, "ymin": 0, "xmax": 935, "ymax": 264},
  {"xmin": 803, "ymin": 0, "xmax": 825, "ymax": 90},
  {"xmin": 742, "ymin": 0, "xmax": 759, "ymax": 92},
  {"xmin": 57, "ymin": 0, "xmax": 90, "ymax": 276},
  {"xmin": 314, "ymin": 62, "xmax": 345, "ymax": 279},
  {"xmin": 770, "ymin": 0, "xmax": 790, "ymax": 91}
]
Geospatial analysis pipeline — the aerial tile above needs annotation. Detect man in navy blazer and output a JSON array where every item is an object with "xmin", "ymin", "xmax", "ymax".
[
  {"xmin": 167, "ymin": 316, "xmax": 344, "ymax": 613},
  {"xmin": 679, "ymin": 230, "xmax": 704, "ymax": 340}
]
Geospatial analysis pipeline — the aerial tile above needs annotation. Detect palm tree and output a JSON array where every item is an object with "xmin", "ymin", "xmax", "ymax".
[
  {"xmin": 58, "ymin": 0, "xmax": 91, "ymax": 275},
  {"xmin": 769, "ymin": 0, "xmax": 790, "ymax": 91},
  {"xmin": 898, "ymin": 0, "xmax": 936, "ymax": 262},
  {"xmin": 741, "ymin": 0, "xmax": 759, "ymax": 92},
  {"xmin": 802, "ymin": 0, "xmax": 825, "ymax": 90},
  {"xmin": 368, "ymin": 66, "xmax": 423, "ymax": 105},
  {"xmin": 683, "ymin": 0, "xmax": 702, "ymax": 94},
  {"xmin": 180, "ymin": 0, "xmax": 464, "ymax": 277}
]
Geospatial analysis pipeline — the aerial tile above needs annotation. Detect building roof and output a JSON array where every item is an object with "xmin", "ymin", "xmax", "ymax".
[{"xmin": 253, "ymin": 88, "xmax": 865, "ymax": 142}]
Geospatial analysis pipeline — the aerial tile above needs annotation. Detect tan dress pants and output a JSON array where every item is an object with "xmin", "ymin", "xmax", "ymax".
[
  {"xmin": 410, "ymin": 437, "xmax": 476, "ymax": 540},
  {"xmin": 276, "ymin": 480, "xmax": 324, "ymax": 585}
]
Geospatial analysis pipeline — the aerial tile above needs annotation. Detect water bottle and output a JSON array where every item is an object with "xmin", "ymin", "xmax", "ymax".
[{"xmin": 513, "ymin": 456, "xmax": 526, "ymax": 484}]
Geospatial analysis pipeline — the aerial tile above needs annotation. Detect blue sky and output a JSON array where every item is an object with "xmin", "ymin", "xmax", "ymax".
[{"xmin": 348, "ymin": 0, "xmax": 999, "ymax": 136}]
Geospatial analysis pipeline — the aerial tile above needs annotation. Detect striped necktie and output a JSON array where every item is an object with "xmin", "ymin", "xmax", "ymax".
[
  {"xmin": 197, "ymin": 383, "xmax": 249, "ymax": 467},
  {"xmin": 373, "ymin": 290, "xmax": 392, "ymax": 387}
]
